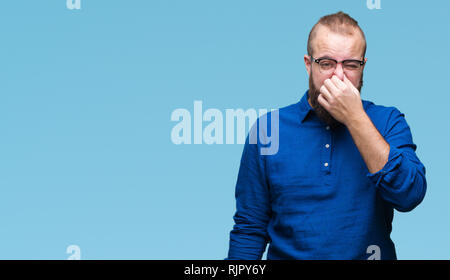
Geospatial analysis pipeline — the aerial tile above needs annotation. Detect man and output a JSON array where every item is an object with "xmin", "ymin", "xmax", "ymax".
[{"xmin": 226, "ymin": 11, "xmax": 426, "ymax": 260}]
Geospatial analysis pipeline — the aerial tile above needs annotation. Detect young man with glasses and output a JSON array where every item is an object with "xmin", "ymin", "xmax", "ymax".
[{"xmin": 226, "ymin": 11, "xmax": 427, "ymax": 260}]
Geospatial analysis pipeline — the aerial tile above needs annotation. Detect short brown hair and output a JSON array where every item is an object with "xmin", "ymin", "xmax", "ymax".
[{"xmin": 307, "ymin": 11, "xmax": 366, "ymax": 57}]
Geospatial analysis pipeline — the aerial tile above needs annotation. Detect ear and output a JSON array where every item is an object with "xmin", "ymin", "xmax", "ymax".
[
  {"xmin": 362, "ymin": 57, "xmax": 368, "ymax": 70},
  {"xmin": 304, "ymin": 55, "xmax": 312, "ymax": 77}
]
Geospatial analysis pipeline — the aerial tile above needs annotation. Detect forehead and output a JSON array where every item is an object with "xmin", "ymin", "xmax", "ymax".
[{"xmin": 312, "ymin": 25, "xmax": 365, "ymax": 59}]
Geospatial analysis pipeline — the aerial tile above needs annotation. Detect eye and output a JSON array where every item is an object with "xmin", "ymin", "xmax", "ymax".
[
  {"xmin": 343, "ymin": 61, "xmax": 361, "ymax": 70},
  {"xmin": 319, "ymin": 60, "xmax": 335, "ymax": 69}
]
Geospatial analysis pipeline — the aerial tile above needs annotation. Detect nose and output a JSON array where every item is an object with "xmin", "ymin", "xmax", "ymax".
[{"xmin": 333, "ymin": 63, "xmax": 345, "ymax": 81}]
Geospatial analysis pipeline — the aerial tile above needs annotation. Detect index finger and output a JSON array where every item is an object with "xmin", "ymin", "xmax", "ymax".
[
  {"xmin": 331, "ymin": 75, "xmax": 346, "ymax": 90},
  {"xmin": 343, "ymin": 74, "xmax": 360, "ymax": 95}
]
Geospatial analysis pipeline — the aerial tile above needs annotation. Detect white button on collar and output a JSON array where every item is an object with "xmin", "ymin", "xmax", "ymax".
[{"xmin": 324, "ymin": 162, "xmax": 329, "ymax": 167}]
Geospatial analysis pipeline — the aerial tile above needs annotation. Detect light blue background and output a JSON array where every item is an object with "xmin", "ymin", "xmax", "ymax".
[{"xmin": 0, "ymin": 0, "xmax": 448, "ymax": 259}]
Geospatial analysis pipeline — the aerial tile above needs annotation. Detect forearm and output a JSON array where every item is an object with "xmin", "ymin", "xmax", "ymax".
[
  {"xmin": 345, "ymin": 112, "xmax": 390, "ymax": 174},
  {"xmin": 359, "ymin": 108, "xmax": 426, "ymax": 212}
]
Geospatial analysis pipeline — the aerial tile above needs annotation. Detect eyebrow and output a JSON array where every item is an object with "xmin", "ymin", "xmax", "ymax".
[
  {"xmin": 317, "ymin": 56, "xmax": 363, "ymax": 62},
  {"xmin": 317, "ymin": 55, "xmax": 334, "ymax": 60}
]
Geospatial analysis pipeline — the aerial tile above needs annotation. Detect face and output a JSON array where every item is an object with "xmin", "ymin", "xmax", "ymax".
[{"xmin": 304, "ymin": 25, "xmax": 367, "ymax": 126}]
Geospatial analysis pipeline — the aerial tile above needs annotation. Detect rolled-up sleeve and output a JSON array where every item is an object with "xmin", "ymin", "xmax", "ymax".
[
  {"xmin": 367, "ymin": 108, "xmax": 427, "ymax": 212},
  {"xmin": 226, "ymin": 127, "xmax": 272, "ymax": 260}
]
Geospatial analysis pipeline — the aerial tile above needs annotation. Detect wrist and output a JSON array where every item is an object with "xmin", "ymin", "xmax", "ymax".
[{"xmin": 344, "ymin": 110, "xmax": 369, "ymax": 129}]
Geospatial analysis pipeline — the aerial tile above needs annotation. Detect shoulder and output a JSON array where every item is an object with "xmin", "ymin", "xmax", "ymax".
[
  {"xmin": 362, "ymin": 99, "xmax": 406, "ymax": 136},
  {"xmin": 252, "ymin": 101, "xmax": 300, "ymax": 126},
  {"xmin": 276, "ymin": 100, "xmax": 304, "ymax": 124},
  {"xmin": 278, "ymin": 101, "xmax": 300, "ymax": 115}
]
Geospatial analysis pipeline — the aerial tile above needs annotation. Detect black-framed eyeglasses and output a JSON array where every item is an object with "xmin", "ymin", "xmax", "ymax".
[{"xmin": 311, "ymin": 56, "xmax": 366, "ymax": 73}]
